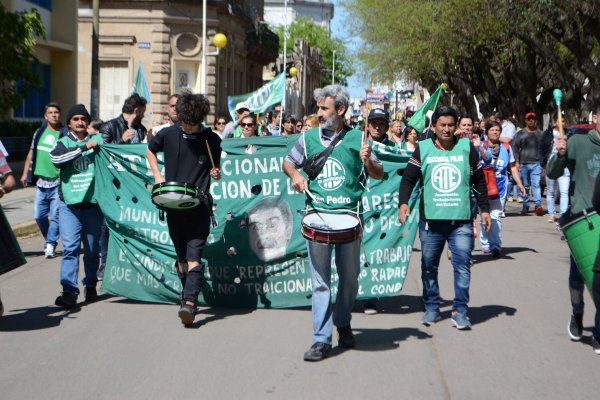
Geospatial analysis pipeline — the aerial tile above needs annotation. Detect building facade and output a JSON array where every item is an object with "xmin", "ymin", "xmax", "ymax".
[
  {"xmin": 264, "ymin": 0, "xmax": 333, "ymax": 30},
  {"xmin": 78, "ymin": 0, "xmax": 278, "ymax": 124},
  {"xmin": 3, "ymin": 0, "xmax": 78, "ymax": 120}
]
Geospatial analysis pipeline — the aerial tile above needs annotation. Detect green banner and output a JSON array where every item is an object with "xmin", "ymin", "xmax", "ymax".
[
  {"xmin": 227, "ymin": 73, "xmax": 285, "ymax": 119},
  {"xmin": 95, "ymin": 136, "xmax": 420, "ymax": 308}
]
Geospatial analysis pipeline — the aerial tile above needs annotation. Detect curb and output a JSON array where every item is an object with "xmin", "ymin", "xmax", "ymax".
[{"xmin": 12, "ymin": 220, "xmax": 40, "ymax": 239}]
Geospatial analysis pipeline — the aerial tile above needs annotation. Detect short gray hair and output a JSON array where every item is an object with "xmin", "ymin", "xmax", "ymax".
[{"xmin": 314, "ymin": 85, "xmax": 350, "ymax": 113}]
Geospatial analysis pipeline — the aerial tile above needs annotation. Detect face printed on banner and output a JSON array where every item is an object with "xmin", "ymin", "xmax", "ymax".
[{"xmin": 246, "ymin": 198, "xmax": 293, "ymax": 262}]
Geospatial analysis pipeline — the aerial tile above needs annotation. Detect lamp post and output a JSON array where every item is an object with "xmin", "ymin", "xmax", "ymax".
[
  {"xmin": 332, "ymin": 49, "xmax": 336, "ymax": 85},
  {"xmin": 200, "ymin": 0, "xmax": 227, "ymax": 94}
]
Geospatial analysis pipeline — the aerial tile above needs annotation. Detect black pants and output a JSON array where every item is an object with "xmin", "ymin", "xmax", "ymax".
[{"xmin": 166, "ymin": 207, "xmax": 210, "ymax": 262}]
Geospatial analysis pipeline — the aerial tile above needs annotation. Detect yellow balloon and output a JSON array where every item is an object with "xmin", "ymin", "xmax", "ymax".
[
  {"xmin": 441, "ymin": 83, "xmax": 449, "ymax": 91},
  {"xmin": 213, "ymin": 33, "xmax": 227, "ymax": 48},
  {"xmin": 289, "ymin": 66, "xmax": 298, "ymax": 77}
]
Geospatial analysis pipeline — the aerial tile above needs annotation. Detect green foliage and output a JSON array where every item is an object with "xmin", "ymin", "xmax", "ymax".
[
  {"xmin": 275, "ymin": 17, "xmax": 354, "ymax": 86},
  {"xmin": 345, "ymin": 0, "xmax": 600, "ymax": 122},
  {"xmin": 0, "ymin": 3, "xmax": 45, "ymax": 119}
]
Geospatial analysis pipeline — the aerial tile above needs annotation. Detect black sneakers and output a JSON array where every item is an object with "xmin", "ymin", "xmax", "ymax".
[
  {"xmin": 55, "ymin": 292, "xmax": 78, "ymax": 309},
  {"xmin": 303, "ymin": 342, "xmax": 332, "ymax": 361},
  {"xmin": 568, "ymin": 313, "xmax": 583, "ymax": 341},
  {"xmin": 337, "ymin": 326, "xmax": 356, "ymax": 348},
  {"xmin": 178, "ymin": 301, "xmax": 196, "ymax": 327}
]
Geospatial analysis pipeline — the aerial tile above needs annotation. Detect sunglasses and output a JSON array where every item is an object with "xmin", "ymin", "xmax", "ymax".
[
  {"xmin": 241, "ymin": 123, "xmax": 254, "ymax": 127},
  {"xmin": 216, "ymin": 121, "xmax": 226, "ymax": 125}
]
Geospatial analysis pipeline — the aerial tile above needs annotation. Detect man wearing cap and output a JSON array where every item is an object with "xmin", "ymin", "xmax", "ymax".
[
  {"xmin": 50, "ymin": 104, "xmax": 104, "ymax": 309},
  {"xmin": 223, "ymin": 103, "xmax": 251, "ymax": 138},
  {"xmin": 367, "ymin": 108, "xmax": 394, "ymax": 146},
  {"xmin": 512, "ymin": 112, "xmax": 544, "ymax": 216}
]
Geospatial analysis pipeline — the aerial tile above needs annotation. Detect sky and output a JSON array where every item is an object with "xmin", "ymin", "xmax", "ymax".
[{"xmin": 330, "ymin": 0, "xmax": 367, "ymax": 98}]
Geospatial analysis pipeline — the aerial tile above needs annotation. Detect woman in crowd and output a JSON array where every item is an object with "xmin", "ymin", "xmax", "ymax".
[
  {"xmin": 400, "ymin": 126, "xmax": 419, "ymax": 153},
  {"xmin": 479, "ymin": 120, "xmax": 525, "ymax": 257},
  {"xmin": 282, "ymin": 114, "xmax": 296, "ymax": 136},
  {"xmin": 213, "ymin": 113, "xmax": 229, "ymax": 138},
  {"xmin": 303, "ymin": 115, "xmax": 319, "ymax": 131}
]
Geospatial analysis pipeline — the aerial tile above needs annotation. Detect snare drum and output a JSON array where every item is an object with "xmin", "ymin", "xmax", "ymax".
[
  {"xmin": 559, "ymin": 208, "xmax": 600, "ymax": 291},
  {"xmin": 301, "ymin": 212, "xmax": 362, "ymax": 244},
  {"xmin": 151, "ymin": 181, "xmax": 203, "ymax": 210}
]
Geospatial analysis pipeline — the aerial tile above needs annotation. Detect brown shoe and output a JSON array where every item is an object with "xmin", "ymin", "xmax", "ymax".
[{"xmin": 535, "ymin": 206, "xmax": 544, "ymax": 216}]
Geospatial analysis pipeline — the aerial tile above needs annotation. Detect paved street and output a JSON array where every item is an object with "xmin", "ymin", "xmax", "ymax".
[{"xmin": 0, "ymin": 196, "xmax": 598, "ymax": 399}]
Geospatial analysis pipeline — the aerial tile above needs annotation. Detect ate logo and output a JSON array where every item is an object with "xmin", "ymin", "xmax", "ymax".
[
  {"xmin": 431, "ymin": 163, "xmax": 461, "ymax": 193},
  {"xmin": 316, "ymin": 158, "xmax": 346, "ymax": 191},
  {"xmin": 73, "ymin": 154, "xmax": 91, "ymax": 172}
]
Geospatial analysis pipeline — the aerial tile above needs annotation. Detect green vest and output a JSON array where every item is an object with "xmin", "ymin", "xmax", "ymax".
[
  {"xmin": 59, "ymin": 133, "xmax": 103, "ymax": 205},
  {"xmin": 420, "ymin": 138, "xmax": 471, "ymax": 220},
  {"xmin": 233, "ymin": 125, "xmax": 243, "ymax": 138},
  {"xmin": 34, "ymin": 128, "xmax": 60, "ymax": 178},
  {"xmin": 304, "ymin": 127, "xmax": 364, "ymax": 213}
]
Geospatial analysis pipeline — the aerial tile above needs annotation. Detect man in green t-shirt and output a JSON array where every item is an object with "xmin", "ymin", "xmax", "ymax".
[
  {"xmin": 399, "ymin": 106, "xmax": 491, "ymax": 330},
  {"xmin": 50, "ymin": 104, "xmax": 103, "ymax": 309},
  {"xmin": 20, "ymin": 103, "xmax": 65, "ymax": 258}
]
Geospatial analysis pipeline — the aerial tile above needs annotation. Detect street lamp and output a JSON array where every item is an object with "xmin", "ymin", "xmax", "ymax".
[
  {"xmin": 289, "ymin": 66, "xmax": 298, "ymax": 77},
  {"xmin": 332, "ymin": 50, "xmax": 336, "ymax": 85}
]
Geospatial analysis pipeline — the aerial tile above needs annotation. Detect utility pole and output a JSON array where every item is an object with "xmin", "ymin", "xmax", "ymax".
[{"xmin": 90, "ymin": 0, "xmax": 100, "ymax": 119}]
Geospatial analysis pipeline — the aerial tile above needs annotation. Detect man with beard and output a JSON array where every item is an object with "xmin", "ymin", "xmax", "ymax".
[
  {"xmin": 100, "ymin": 93, "xmax": 148, "ymax": 144},
  {"xmin": 50, "ymin": 105, "xmax": 104, "ymax": 308},
  {"xmin": 246, "ymin": 197, "xmax": 293, "ymax": 262},
  {"xmin": 147, "ymin": 92, "xmax": 222, "ymax": 327},
  {"xmin": 283, "ymin": 85, "xmax": 383, "ymax": 361}
]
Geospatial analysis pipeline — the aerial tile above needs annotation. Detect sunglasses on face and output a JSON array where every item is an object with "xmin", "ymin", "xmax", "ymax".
[
  {"xmin": 216, "ymin": 121, "xmax": 226, "ymax": 125},
  {"xmin": 241, "ymin": 123, "xmax": 254, "ymax": 127}
]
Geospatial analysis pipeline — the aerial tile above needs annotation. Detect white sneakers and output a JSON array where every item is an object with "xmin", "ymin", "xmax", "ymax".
[{"xmin": 44, "ymin": 243, "xmax": 56, "ymax": 259}]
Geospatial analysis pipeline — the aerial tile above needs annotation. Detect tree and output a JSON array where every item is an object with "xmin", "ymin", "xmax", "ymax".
[
  {"xmin": 0, "ymin": 3, "xmax": 45, "ymax": 118},
  {"xmin": 346, "ymin": 0, "xmax": 600, "ymax": 124},
  {"xmin": 274, "ymin": 17, "xmax": 354, "ymax": 86}
]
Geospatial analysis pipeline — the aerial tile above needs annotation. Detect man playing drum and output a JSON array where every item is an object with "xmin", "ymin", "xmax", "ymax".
[
  {"xmin": 548, "ymin": 106, "xmax": 600, "ymax": 353},
  {"xmin": 147, "ymin": 92, "xmax": 222, "ymax": 327},
  {"xmin": 283, "ymin": 84, "xmax": 383, "ymax": 361}
]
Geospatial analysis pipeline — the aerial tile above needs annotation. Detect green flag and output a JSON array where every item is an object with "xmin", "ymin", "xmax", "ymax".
[
  {"xmin": 408, "ymin": 84, "xmax": 445, "ymax": 134},
  {"xmin": 131, "ymin": 63, "xmax": 151, "ymax": 103},
  {"xmin": 227, "ymin": 73, "xmax": 285, "ymax": 119}
]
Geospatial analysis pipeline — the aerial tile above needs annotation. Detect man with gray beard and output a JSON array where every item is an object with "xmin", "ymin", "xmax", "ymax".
[{"xmin": 283, "ymin": 85, "xmax": 383, "ymax": 361}]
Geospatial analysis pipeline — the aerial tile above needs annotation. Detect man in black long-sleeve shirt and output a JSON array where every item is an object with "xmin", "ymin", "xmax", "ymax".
[{"xmin": 398, "ymin": 106, "xmax": 491, "ymax": 330}]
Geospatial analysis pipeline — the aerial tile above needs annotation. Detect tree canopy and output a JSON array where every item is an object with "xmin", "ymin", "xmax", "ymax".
[
  {"xmin": 0, "ymin": 3, "xmax": 45, "ymax": 117},
  {"xmin": 346, "ymin": 0, "xmax": 600, "ymax": 123},
  {"xmin": 275, "ymin": 17, "xmax": 354, "ymax": 86}
]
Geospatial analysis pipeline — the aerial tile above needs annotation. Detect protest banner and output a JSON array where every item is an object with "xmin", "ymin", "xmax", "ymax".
[{"xmin": 95, "ymin": 135, "xmax": 420, "ymax": 308}]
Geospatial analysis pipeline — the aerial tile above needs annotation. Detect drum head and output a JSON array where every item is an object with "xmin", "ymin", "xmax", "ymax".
[
  {"xmin": 151, "ymin": 182, "xmax": 201, "ymax": 210},
  {"xmin": 302, "ymin": 212, "xmax": 359, "ymax": 231}
]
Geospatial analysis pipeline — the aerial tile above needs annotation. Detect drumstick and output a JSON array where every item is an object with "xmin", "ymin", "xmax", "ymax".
[
  {"xmin": 205, "ymin": 140, "xmax": 216, "ymax": 168},
  {"xmin": 304, "ymin": 187, "xmax": 319, "ymax": 203},
  {"xmin": 553, "ymin": 88, "xmax": 565, "ymax": 138}
]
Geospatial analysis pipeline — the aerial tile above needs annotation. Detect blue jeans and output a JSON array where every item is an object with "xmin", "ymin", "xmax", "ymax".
[
  {"xmin": 479, "ymin": 198, "xmax": 505, "ymax": 252},
  {"xmin": 307, "ymin": 237, "xmax": 361, "ymax": 344},
  {"xmin": 545, "ymin": 172, "xmax": 570, "ymax": 216},
  {"xmin": 520, "ymin": 163, "xmax": 542, "ymax": 210},
  {"xmin": 34, "ymin": 186, "xmax": 60, "ymax": 246},
  {"xmin": 58, "ymin": 202, "xmax": 103, "ymax": 296},
  {"xmin": 419, "ymin": 220, "xmax": 474, "ymax": 314}
]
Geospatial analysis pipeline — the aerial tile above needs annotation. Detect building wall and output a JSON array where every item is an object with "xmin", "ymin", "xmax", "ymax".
[
  {"xmin": 3, "ymin": 0, "xmax": 78, "ymax": 120},
  {"xmin": 78, "ymin": 0, "xmax": 277, "ymax": 125},
  {"xmin": 264, "ymin": 0, "xmax": 334, "ymax": 30}
]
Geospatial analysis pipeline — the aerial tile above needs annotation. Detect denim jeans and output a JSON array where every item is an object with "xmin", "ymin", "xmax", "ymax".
[
  {"xmin": 545, "ymin": 172, "xmax": 570, "ymax": 216},
  {"xmin": 479, "ymin": 198, "xmax": 505, "ymax": 252},
  {"xmin": 34, "ymin": 186, "xmax": 60, "ymax": 246},
  {"xmin": 520, "ymin": 163, "xmax": 542, "ymax": 209},
  {"xmin": 307, "ymin": 237, "xmax": 361, "ymax": 344},
  {"xmin": 419, "ymin": 220, "xmax": 474, "ymax": 314},
  {"xmin": 570, "ymin": 256, "xmax": 600, "ymax": 337},
  {"xmin": 58, "ymin": 201, "xmax": 103, "ymax": 296},
  {"xmin": 593, "ymin": 272, "xmax": 600, "ymax": 338}
]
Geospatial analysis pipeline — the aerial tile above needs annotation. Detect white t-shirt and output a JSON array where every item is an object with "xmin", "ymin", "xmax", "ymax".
[{"xmin": 499, "ymin": 120, "xmax": 516, "ymax": 141}]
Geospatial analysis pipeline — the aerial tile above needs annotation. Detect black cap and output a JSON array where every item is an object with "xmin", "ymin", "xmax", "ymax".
[
  {"xmin": 66, "ymin": 104, "xmax": 91, "ymax": 124},
  {"xmin": 368, "ymin": 108, "xmax": 389, "ymax": 122}
]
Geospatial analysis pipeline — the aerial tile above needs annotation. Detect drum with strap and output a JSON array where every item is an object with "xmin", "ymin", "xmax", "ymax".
[
  {"xmin": 151, "ymin": 181, "xmax": 204, "ymax": 211},
  {"xmin": 559, "ymin": 208, "xmax": 600, "ymax": 292},
  {"xmin": 301, "ymin": 212, "xmax": 362, "ymax": 244}
]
